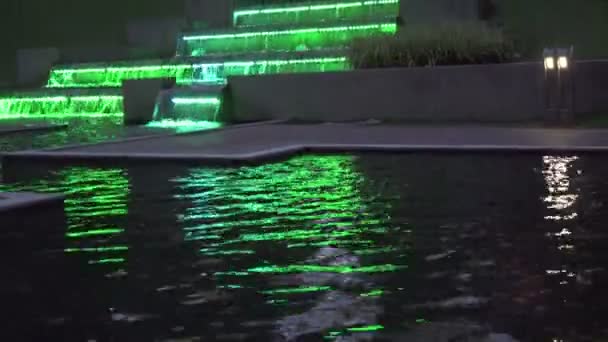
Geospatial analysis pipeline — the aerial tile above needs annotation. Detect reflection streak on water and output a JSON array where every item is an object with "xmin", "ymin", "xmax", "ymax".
[
  {"xmin": 0, "ymin": 167, "xmax": 130, "ymax": 267},
  {"xmin": 542, "ymin": 156, "xmax": 580, "ymax": 287},
  {"xmin": 172, "ymin": 155, "xmax": 401, "ymax": 339}
]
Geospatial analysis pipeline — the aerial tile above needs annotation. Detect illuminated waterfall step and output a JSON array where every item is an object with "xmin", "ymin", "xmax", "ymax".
[
  {"xmin": 180, "ymin": 22, "xmax": 396, "ymax": 57},
  {"xmin": 0, "ymin": 89, "xmax": 223, "ymax": 120},
  {"xmin": 46, "ymin": 56, "xmax": 349, "ymax": 88},
  {"xmin": 0, "ymin": 90, "xmax": 124, "ymax": 119},
  {"xmin": 234, "ymin": 0, "xmax": 399, "ymax": 28},
  {"xmin": 155, "ymin": 86, "xmax": 223, "ymax": 123}
]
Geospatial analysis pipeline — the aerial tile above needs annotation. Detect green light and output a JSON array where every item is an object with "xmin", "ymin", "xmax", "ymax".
[
  {"xmin": 171, "ymin": 97, "xmax": 221, "ymax": 105},
  {"xmin": 234, "ymin": 0, "xmax": 399, "ymax": 27},
  {"xmin": 158, "ymin": 97, "xmax": 222, "ymax": 122},
  {"xmin": 184, "ymin": 23, "xmax": 395, "ymax": 41},
  {"xmin": 182, "ymin": 23, "xmax": 396, "ymax": 56},
  {"xmin": 0, "ymin": 95, "xmax": 123, "ymax": 118},
  {"xmin": 260, "ymin": 286, "xmax": 333, "ymax": 295},
  {"xmin": 0, "ymin": 113, "xmax": 123, "ymax": 119},
  {"xmin": 360, "ymin": 289, "xmax": 384, "ymax": 297},
  {"xmin": 347, "ymin": 325, "xmax": 384, "ymax": 332},
  {"xmin": 172, "ymin": 155, "xmax": 400, "ymax": 294},
  {"xmin": 65, "ymin": 246, "xmax": 129, "ymax": 253},
  {"xmin": 67, "ymin": 228, "xmax": 125, "ymax": 238},
  {"xmin": 199, "ymin": 249, "xmax": 255, "ymax": 256},
  {"xmin": 46, "ymin": 57, "xmax": 349, "ymax": 88},
  {"xmin": 247, "ymin": 264, "xmax": 404, "ymax": 274},
  {"xmin": 214, "ymin": 271, "xmax": 249, "ymax": 276},
  {"xmin": 191, "ymin": 57, "xmax": 349, "ymax": 83},
  {"xmin": 88, "ymin": 258, "xmax": 125, "ymax": 264},
  {"xmin": 146, "ymin": 120, "xmax": 222, "ymax": 132},
  {"xmin": 47, "ymin": 64, "xmax": 195, "ymax": 88},
  {"xmin": 1, "ymin": 168, "xmax": 130, "ymax": 267}
]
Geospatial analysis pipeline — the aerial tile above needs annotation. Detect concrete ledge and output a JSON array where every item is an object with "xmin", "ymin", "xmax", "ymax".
[
  {"xmin": 225, "ymin": 61, "xmax": 608, "ymax": 123},
  {"xmin": 32, "ymin": 119, "xmax": 285, "ymax": 153},
  {"xmin": 0, "ymin": 192, "xmax": 64, "ymax": 212},
  {"xmin": 0, "ymin": 124, "xmax": 67, "ymax": 136},
  {"xmin": 5, "ymin": 124, "xmax": 608, "ymax": 170},
  {"xmin": 0, "ymin": 192, "xmax": 67, "ymax": 251},
  {"xmin": 122, "ymin": 78, "xmax": 176, "ymax": 126},
  {"xmin": 226, "ymin": 63, "xmax": 547, "ymax": 122}
]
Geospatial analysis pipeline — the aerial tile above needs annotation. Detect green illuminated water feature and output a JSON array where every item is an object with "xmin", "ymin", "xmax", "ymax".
[
  {"xmin": 152, "ymin": 95, "xmax": 222, "ymax": 123},
  {"xmin": 5, "ymin": 2, "xmax": 395, "ymax": 119},
  {"xmin": 0, "ymin": 95, "xmax": 123, "ymax": 119},
  {"xmin": 47, "ymin": 64, "xmax": 196, "ymax": 88},
  {"xmin": 182, "ymin": 22, "xmax": 396, "ymax": 56},
  {"xmin": 234, "ymin": 0, "xmax": 399, "ymax": 28},
  {"xmin": 46, "ymin": 57, "xmax": 349, "ymax": 88},
  {"xmin": 0, "ymin": 167, "xmax": 129, "ymax": 267}
]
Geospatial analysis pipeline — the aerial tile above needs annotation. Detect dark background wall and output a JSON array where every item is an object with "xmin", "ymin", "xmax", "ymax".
[
  {"xmin": 499, "ymin": 0, "xmax": 608, "ymax": 59},
  {"xmin": 1, "ymin": 0, "xmax": 608, "ymax": 85},
  {"xmin": 0, "ymin": 0, "xmax": 186, "ymax": 85}
]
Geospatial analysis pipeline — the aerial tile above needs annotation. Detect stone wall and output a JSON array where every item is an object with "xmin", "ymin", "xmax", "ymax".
[{"xmin": 225, "ymin": 61, "xmax": 608, "ymax": 123}]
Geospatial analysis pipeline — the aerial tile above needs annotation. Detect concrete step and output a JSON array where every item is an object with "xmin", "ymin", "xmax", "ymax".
[
  {"xmin": 0, "ymin": 88, "xmax": 123, "ymax": 119},
  {"xmin": 153, "ymin": 85, "xmax": 224, "ymax": 123},
  {"xmin": 178, "ymin": 20, "xmax": 396, "ymax": 57},
  {"xmin": 46, "ymin": 50, "xmax": 351, "ymax": 89},
  {"xmin": 233, "ymin": 0, "xmax": 399, "ymax": 29}
]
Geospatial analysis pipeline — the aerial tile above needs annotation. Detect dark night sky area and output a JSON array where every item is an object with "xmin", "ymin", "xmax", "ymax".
[
  {"xmin": 1, "ymin": 0, "xmax": 185, "ymax": 48},
  {"xmin": 0, "ymin": 0, "xmax": 186, "ymax": 82}
]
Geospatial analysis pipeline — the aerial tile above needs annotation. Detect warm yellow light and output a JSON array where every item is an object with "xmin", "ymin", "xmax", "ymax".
[
  {"xmin": 558, "ymin": 56, "xmax": 568, "ymax": 69},
  {"xmin": 544, "ymin": 57, "xmax": 555, "ymax": 70}
]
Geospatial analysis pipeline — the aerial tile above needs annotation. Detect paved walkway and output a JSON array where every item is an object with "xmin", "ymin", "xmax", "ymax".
[{"xmin": 4, "ymin": 123, "xmax": 608, "ymax": 165}]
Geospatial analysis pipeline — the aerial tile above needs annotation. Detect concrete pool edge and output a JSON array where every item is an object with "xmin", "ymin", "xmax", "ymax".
[
  {"xmin": 6, "ymin": 143, "xmax": 608, "ymax": 167},
  {"xmin": 0, "ymin": 123, "xmax": 68, "ymax": 136},
  {"xmin": 0, "ymin": 192, "xmax": 65, "ymax": 212},
  {"xmin": 20, "ymin": 119, "xmax": 286, "ymax": 153},
  {"xmin": 6, "ymin": 124, "xmax": 608, "ymax": 167}
]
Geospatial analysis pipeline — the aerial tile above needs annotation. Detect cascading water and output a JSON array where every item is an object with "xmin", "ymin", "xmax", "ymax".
[
  {"xmin": 47, "ymin": 65, "xmax": 197, "ymax": 88},
  {"xmin": 147, "ymin": 88, "xmax": 222, "ymax": 130},
  {"xmin": 0, "ymin": 95, "xmax": 123, "ymax": 119},
  {"xmin": 0, "ymin": 0, "xmax": 399, "ymax": 121}
]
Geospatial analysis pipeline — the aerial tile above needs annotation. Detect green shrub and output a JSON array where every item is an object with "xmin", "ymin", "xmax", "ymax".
[{"xmin": 349, "ymin": 23, "xmax": 516, "ymax": 69}]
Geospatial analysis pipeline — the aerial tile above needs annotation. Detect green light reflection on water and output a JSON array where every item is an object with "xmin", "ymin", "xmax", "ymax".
[
  {"xmin": 171, "ymin": 154, "xmax": 403, "ymax": 336},
  {"xmin": 0, "ymin": 167, "xmax": 130, "ymax": 266},
  {"xmin": 360, "ymin": 289, "xmax": 384, "ymax": 297},
  {"xmin": 248, "ymin": 264, "xmax": 405, "ymax": 274},
  {"xmin": 65, "ymin": 246, "xmax": 129, "ymax": 253},
  {"xmin": 347, "ymin": 324, "xmax": 384, "ymax": 332},
  {"xmin": 173, "ymin": 154, "xmax": 402, "ymax": 278},
  {"xmin": 260, "ymin": 285, "xmax": 333, "ymax": 295}
]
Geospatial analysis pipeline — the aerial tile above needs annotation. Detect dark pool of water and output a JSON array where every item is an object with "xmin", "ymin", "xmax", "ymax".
[{"xmin": 2, "ymin": 153, "xmax": 608, "ymax": 341}]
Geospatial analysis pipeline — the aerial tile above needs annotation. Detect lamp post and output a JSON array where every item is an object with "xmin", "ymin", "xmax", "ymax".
[{"xmin": 543, "ymin": 46, "xmax": 575, "ymax": 123}]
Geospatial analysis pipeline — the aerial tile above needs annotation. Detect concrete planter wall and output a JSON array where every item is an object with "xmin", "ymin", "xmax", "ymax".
[
  {"xmin": 573, "ymin": 60, "xmax": 608, "ymax": 115},
  {"xmin": 224, "ymin": 61, "xmax": 608, "ymax": 123}
]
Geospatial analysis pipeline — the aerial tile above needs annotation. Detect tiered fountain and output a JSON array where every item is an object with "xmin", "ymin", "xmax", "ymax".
[{"xmin": 0, "ymin": 0, "xmax": 398, "ymax": 125}]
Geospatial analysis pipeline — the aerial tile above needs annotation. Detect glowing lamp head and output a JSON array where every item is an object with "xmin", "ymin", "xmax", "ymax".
[
  {"xmin": 544, "ymin": 57, "xmax": 555, "ymax": 70},
  {"xmin": 557, "ymin": 56, "xmax": 568, "ymax": 69}
]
